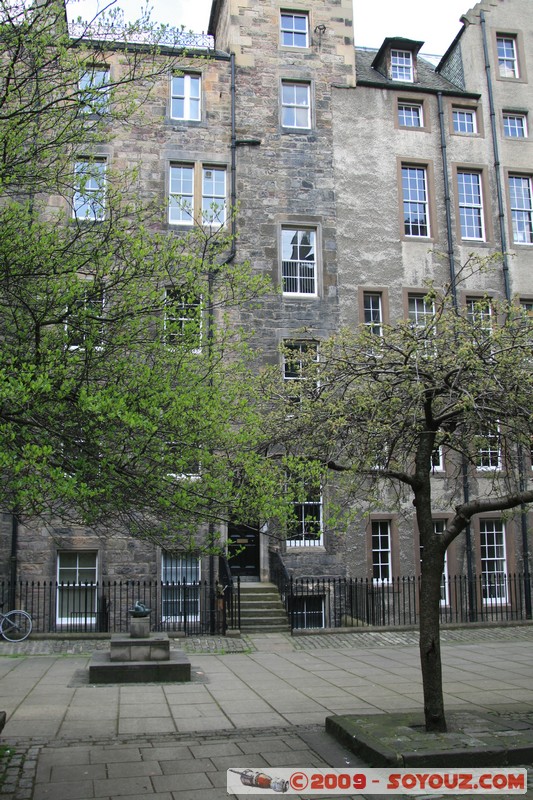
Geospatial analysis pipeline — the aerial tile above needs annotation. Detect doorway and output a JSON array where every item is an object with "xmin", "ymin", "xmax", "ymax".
[{"xmin": 227, "ymin": 523, "xmax": 260, "ymax": 580}]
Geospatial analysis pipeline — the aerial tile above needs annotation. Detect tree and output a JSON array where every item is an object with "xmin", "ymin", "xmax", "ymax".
[
  {"xmin": 0, "ymin": 0, "xmax": 279, "ymax": 545},
  {"xmin": 0, "ymin": 0, "xmax": 190, "ymax": 196},
  {"xmin": 260, "ymin": 258, "xmax": 533, "ymax": 732}
]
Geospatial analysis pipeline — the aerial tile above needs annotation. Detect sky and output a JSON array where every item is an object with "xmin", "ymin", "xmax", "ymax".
[{"xmin": 66, "ymin": 0, "xmax": 474, "ymax": 58}]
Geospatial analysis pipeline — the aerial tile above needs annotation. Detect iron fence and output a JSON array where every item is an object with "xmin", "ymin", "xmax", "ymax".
[
  {"xmin": 1, "ymin": 572, "xmax": 531, "ymax": 635},
  {"xmin": 286, "ymin": 573, "xmax": 533, "ymax": 630},
  {"xmin": 0, "ymin": 579, "xmax": 227, "ymax": 636}
]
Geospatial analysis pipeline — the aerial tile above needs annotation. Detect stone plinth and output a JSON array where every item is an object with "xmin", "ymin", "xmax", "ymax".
[
  {"xmin": 89, "ymin": 649, "xmax": 191, "ymax": 683},
  {"xmin": 129, "ymin": 617, "xmax": 151, "ymax": 639},
  {"xmin": 110, "ymin": 633, "xmax": 170, "ymax": 662},
  {"xmin": 88, "ymin": 630, "xmax": 191, "ymax": 683}
]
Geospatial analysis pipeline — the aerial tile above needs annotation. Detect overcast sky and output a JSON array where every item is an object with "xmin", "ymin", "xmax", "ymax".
[{"xmin": 67, "ymin": 0, "xmax": 473, "ymax": 57}]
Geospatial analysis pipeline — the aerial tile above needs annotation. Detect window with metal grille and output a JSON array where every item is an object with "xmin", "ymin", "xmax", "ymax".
[
  {"xmin": 161, "ymin": 554, "xmax": 200, "ymax": 621},
  {"xmin": 281, "ymin": 228, "xmax": 317, "ymax": 295}
]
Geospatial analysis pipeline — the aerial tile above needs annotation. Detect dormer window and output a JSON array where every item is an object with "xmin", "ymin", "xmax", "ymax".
[
  {"xmin": 391, "ymin": 49, "xmax": 413, "ymax": 82},
  {"xmin": 372, "ymin": 39, "xmax": 422, "ymax": 84}
]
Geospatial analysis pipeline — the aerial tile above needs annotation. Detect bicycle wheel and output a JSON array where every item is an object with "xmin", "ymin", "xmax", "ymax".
[{"xmin": 1, "ymin": 610, "xmax": 32, "ymax": 642}]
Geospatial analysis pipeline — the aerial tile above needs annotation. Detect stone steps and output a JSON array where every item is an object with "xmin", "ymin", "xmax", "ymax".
[{"xmin": 238, "ymin": 582, "xmax": 289, "ymax": 633}]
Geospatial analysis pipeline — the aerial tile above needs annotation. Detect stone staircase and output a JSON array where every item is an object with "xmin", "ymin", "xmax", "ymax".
[{"xmin": 238, "ymin": 582, "xmax": 290, "ymax": 633}]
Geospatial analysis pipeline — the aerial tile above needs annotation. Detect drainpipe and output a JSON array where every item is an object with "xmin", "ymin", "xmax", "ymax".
[
  {"xmin": 480, "ymin": 11, "xmax": 510, "ymax": 298},
  {"xmin": 208, "ymin": 52, "xmax": 237, "ymax": 631},
  {"xmin": 208, "ymin": 51, "xmax": 262, "ymax": 625},
  {"xmin": 481, "ymin": 11, "xmax": 531, "ymax": 614},
  {"xmin": 213, "ymin": 52, "xmax": 261, "ymax": 596},
  {"xmin": 437, "ymin": 92, "xmax": 458, "ymax": 307},
  {"xmin": 437, "ymin": 92, "xmax": 475, "ymax": 613}
]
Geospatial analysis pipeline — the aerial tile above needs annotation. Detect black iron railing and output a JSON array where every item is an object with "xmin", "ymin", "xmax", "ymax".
[
  {"xmin": 286, "ymin": 573, "xmax": 533, "ymax": 630},
  {"xmin": 218, "ymin": 555, "xmax": 240, "ymax": 631},
  {"xmin": 2, "ymin": 572, "xmax": 531, "ymax": 635},
  {"xmin": 1, "ymin": 579, "xmax": 227, "ymax": 636}
]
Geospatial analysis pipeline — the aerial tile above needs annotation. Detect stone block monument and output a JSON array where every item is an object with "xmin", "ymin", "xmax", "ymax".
[{"xmin": 89, "ymin": 601, "xmax": 191, "ymax": 683}]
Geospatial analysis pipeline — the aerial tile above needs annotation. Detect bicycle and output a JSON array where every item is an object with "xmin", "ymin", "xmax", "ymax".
[{"xmin": 0, "ymin": 606, "xmax": 32, "ymax": 642}]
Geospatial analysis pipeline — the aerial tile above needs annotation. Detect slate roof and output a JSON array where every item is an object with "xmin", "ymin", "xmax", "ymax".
[{"xmin": 355, "ymin": 46, "xmax": 478, "ymax": 98}]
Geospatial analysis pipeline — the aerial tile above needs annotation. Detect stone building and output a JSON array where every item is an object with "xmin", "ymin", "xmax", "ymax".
[{"xmin": 1, "ymin": 0, "xmax": 532, "ymax": 631}]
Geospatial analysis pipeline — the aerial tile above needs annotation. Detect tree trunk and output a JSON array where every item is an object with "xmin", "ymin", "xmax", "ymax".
[
  {"xmin": 414, "ymin": 465, "xmax": 448, "ymax": 733},
  {"xmin": 419, "ymin": 554, "xmax": 447, "ymax": 731}
]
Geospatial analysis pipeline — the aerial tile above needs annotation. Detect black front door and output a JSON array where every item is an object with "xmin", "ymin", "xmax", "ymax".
[{"xmin": 228, "ymin": 524, "xmax": 260, "ymax": 579}]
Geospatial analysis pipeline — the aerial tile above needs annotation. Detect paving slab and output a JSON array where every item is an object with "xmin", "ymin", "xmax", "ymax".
[{"xmin": 0, "ymin": 626, "xmax": 532, "ymax": 799}]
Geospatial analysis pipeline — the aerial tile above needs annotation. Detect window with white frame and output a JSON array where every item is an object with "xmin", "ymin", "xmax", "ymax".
[
  {"xmin": 56, "ymin": 551, "xmax": 97, "ymax": 626},
  {"xmin": 457, "ymin": 171, "xmax": 485, "ymax": 240},
  {"xmin": 372, "ymin": 519, "xmax": 391, "ymax": 582},
  {"xmin": 497, "ymin": 35, "xmax": 519, "ymax": 78},
  {"xmin": 402, "ymin": 166, "xmax": 429, "ymax": 237},
  {"xmin": 503, "ymin": 112, "xmax": 527, "ymax": 138},
  {"xmin": 398, "ymin": 102, "xmax": 423, "ymax": 128},
  {"xmin": 287, "ymin": 483, "xmax": 323, "ymax": 546},
  {"xmin": 466, "ymin": 296, "xmax": 494, "ymax": 340},
  {"xmin": 391, "ymin": 49, "xmax": 413, "ymax": 82},
  {"xmin": 169, "ymin": 165, "xmax": 226, "ymax": 227},
  {"xmin": 73, "ymin": 159, "xmax": 106, "ymax": 221},
  {"xmin": 432, "ymin": 520, "xmax": 450, "ymax": 606},
  {"xmin": 161, "ymin": 553, "xmax": 200, "ymax": 622},
  {"xmin": 453, "ymin": 108, "xmax": 477, "ymax": 134},
  {"xmin": 280, "ymin": 11, "xmax": 309, "ymax": 47},
  {"xmin": 202, "ymin": 167, "xmax": 226, "ymax": 226},
  {"xmin": 475, "ymin": 426, "xmax": 501, "ymax": 470},
  {"xmin": 169, "ymin": 164, "xmax": 194, "ymax": 224},
  {"xmin": 363, "ymin": 292, "xmax": 383, "ymax": 336},
  {"xmin": 164, "ymin": 287, "xmax": 201, "ymax": 349},
  {"xmin": 79, "ymin": 67, "xmax": 109, "ymax": 114},
  {"xmin": 283, "ymin": 340, "xmax": 318, "ymax": 401},
  {"xmin": 281, "ymin": 81, "xmax": 311, "ymax": 129},
  {"xmin": 171, "ymin": 73, "xmax": 201, "ymax": 121},
  {"xmin": 509, "ymin": 175, "xmax": 533, "ymax": 244},
  {"xmin": 408, "ymin": 294, "xmax": 435, "ymax": 329},
  {"xmin": 281, "ymin": 228, "xmax": 317, "ymax": 295},
  {"xmin": 480, "ymin": 519, "xmax": 508, "ymax": 603}
]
